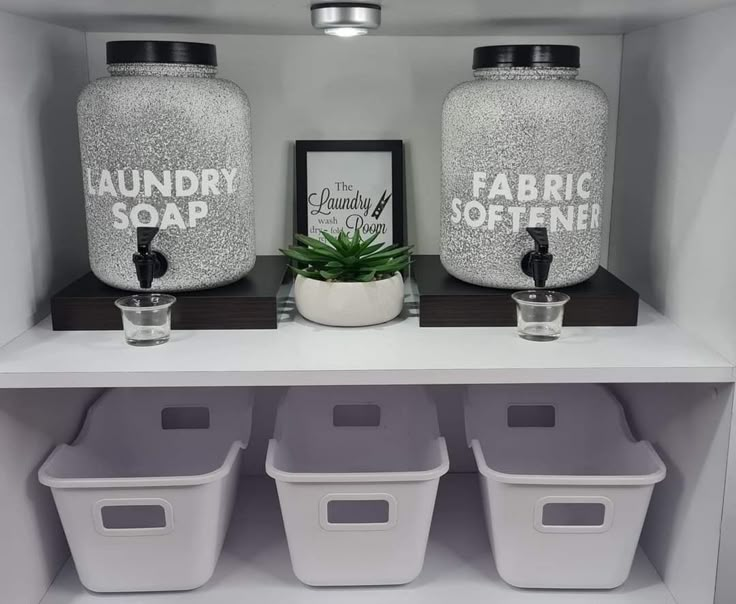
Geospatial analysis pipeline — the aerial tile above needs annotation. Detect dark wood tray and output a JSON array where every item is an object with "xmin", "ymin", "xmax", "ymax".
[
  {"xmin": 412, "ymin": 255, "xmax": 639, "ymax": 327},
  {"xmin": 51, "ymin": 256, "xmax": 289, "ymax": 330}
]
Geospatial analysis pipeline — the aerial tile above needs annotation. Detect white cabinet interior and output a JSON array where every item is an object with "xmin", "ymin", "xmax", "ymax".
[{"xmin": 0, "ymin": 1, "xmax": 735, "ymax": 603}]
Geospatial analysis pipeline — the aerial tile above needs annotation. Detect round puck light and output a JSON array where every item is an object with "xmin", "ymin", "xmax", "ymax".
[{"xmin": 311, "ymin": 3, "xmax": 381, "ymax": 37}]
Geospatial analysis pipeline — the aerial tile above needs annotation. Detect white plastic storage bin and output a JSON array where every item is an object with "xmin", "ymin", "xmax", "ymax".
[
  {"xmin": 39, "ymin": 388, "xmax": 253, "ymax": 593},
  {"xmin": 465, "ymin": 384, "xmax": 666, "ymax": 590},
  {"xmin": 266, "ymin": 386, "xmax": 449, "ymax": 587}
]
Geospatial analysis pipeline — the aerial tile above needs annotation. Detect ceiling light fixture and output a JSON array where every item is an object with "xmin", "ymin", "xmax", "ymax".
[
  {"xmin": 311, "ymin": 3, "xmax": 381, "ymax": 37},
  {"xmin": 324, "ymin": 26, "xmax": 368, "ymax": 38}
]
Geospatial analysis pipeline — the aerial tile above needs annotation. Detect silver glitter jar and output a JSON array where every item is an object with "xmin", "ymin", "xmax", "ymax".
[
  {"xmin": 78, "ymin": 41, "xmax": 255, "ymax": 292},
  {"xmin": 441, "ymin": 45, "xmax": 608, "ymax": 289}
]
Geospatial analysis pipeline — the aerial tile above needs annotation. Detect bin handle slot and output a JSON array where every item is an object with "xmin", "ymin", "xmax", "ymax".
[
  {"xmin": 93, "ymin": 498, "xmax": 174, "ymax": 536},
  {"xmin": 534, "ymin": 496, "xmax": 613, "ymax": 534},
  {"xmin": 161, "ymin": 406, "xmax": 210, "ymax": 430},
  {"xmin": 507, "ymin": 404, "xmax": 556, "ymax": 428},
  {"xmin": 332, "ymin": 404, "xmax": 381, "ymax": 427},
  {"xmin": 319, "ymin": 493, "xmax": 397, "ymax": 531}
]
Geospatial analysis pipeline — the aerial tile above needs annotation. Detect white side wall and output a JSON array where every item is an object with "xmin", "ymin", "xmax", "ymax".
[
  {"xmin": 0, "ymin": 389, "xmax": 101, "ymax": 604},
  {"xmin": 0, "ymin": 11, "xmax": 89, "ymax": 347},
  {"xmin": 613, "ymin": 13, "xmax": 736, "ymax": 601},
  {"xmin": 611, "ymin": 4, "xmax": 736, "ymax": 362},
  {"xmin": 612, "ymin": 383, "xmax": 733, "ymax": 604},
  {"xmin": 0, "ymin": 18, "xmax": 92, "ymax": 601},
  {"xmin": 86, "ymin": 33, "xmax": 622, "ymax": 258}
]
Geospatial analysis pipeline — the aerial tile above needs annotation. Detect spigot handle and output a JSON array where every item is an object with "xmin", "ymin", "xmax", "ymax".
[
  {"xmin": 136, "ymin": 226, "xmax": 160, "ymax": 253},
  {"xmin": 526, "ymin": 227, "xmax": 549, "ymax": 254},
  {"xmin": 521, "ymin": 227, "xmax": 553, "ymax": 288},
  {"xmin": 133, "ymin": 226, "xmax": 167, "ymax": 289}
]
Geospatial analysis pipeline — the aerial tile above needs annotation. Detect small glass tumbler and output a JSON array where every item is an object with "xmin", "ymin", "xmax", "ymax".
[
  {"xmin": 511, "ymin": 290, "xmax": 570, "ymax": 342},
  {"xmin": 114, "ymin": 294, "xmax": 176, "ymax": 347}
]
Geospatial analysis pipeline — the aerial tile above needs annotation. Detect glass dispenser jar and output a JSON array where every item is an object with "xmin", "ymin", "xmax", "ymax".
[
  {"xmin": 441, "ymin": 45, "xmax": 608, "ymax": 289},
  {"xmin": 78, "ymin": 40, "xmax": 255, "ymax": 291}
]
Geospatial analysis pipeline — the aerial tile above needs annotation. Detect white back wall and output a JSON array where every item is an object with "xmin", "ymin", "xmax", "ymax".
[
  {"xmin": 0, "ymin": 11, "xmax": 89, "ymax": 347},
  {"xmin": 86, "ymin": 33, "xmax": 622, "ymax": 258},
  {"xmin": 610, "ymin": 4, "xmax": 736, "ymax": 362}
]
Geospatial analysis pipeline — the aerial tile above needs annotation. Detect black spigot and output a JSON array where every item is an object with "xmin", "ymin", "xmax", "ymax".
[
  {"xmin": 132, "ymin": 226, "xmax": 168, "ymax": 289},
  {"xmin": 521, "ymin": 227, "xmax": 553, "ymax": 288}
]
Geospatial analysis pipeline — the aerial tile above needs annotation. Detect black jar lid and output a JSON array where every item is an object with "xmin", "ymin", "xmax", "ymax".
[
  {"xmin": 107, "ymin": 41, "xmax": 217, "ymax": 67},
  {"xmin": 472, "ymin": 45, "xmax": 580, "ymax": 69}
]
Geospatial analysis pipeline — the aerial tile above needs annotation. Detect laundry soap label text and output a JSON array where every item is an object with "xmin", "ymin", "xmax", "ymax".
[
  {"xmin": 450, "ymin": 172, "xmax": 601, "ymax": 233},
  {"xmin": 85, "ymin": 167, "xmax": 238, "ymax": 231}
]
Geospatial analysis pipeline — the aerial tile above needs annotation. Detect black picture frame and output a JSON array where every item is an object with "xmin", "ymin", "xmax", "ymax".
[{"xmin": 295, "ymin": 140, "xmax": 405, "ymax": 245}]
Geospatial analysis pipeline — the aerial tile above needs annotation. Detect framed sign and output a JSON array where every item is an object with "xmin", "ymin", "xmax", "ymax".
[{"xmin": 295, "ymin": 140, "xmax": 405, "ymax": 245}]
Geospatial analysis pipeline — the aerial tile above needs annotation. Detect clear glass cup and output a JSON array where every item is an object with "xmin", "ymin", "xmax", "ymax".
[
  {"xmin": 511, "ymin": 290, "xmax": 570, "ymax": 342},
  {"xmin": 114, "ymin": 294, "xmax": 176, "ymax": 347}
]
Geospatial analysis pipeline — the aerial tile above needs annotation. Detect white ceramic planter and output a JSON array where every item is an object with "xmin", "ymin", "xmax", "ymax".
[{"xmin": 294, "ymin": 273, "xmax": 404, "ymax": 327}]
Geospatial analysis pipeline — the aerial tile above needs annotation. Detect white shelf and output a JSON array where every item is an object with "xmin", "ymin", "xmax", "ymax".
[
  {"xmin": 0, "ymin": 288, "xmax": 731, "ymax": 389},
  {"xmin": 41, "ymin": 475, "xmax": 675, "ymax": 604},
  {"xmin": 0, "ymin": 0, "xmax": 730, "ymax": 35}
]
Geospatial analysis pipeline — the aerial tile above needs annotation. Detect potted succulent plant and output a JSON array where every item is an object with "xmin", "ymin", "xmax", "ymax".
[{"xmin": 281, "ymin": 230, "xmax": 412, "ymax": 327}]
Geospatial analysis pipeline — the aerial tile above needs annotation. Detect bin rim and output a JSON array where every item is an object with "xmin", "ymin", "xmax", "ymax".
[
  {"xmin": 38, "ymin": 440, "xmax": 245, "ymax": 489},
  {"xmin": 265, "ymin": 437, "xmax": 449, "ymax": 484},
  {"xmin": 469, "ymin": 439, "xmax": 666, "ymax": 486}
]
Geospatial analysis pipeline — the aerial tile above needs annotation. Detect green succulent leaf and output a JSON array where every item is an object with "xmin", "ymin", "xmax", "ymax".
[
  {"xmin": 294, "ymin": 234, "xmax": 335, "ymax": 251},
  {"xmin": 360, "ymin": 242, "xmax": 385, "ymax": 256},
  {"xmin": 356, "ymin": 270, "xmax": 376, "ymax": 282},
  {"xmin": 302, "ymin": 248, "xmax": 344, "ymax": 262},
  {"xmin": 281, "ymin": 228, "xmax": 412, "ymax": 282},
  {"xmin": 320, "ymin": 231, "xmax": 346, "ymax": 252},
  {"xmin": 356, "ymin": 232, "xmax": 380, "ymax": 252},
  {"xmin": 362, "ymin": 245, "xmax": 414, "ymax": 261},
  {"xmin": 280, "ymin": 248, "xmax": 318, "ymax": 263},
  {"xmin": 319, "ymin": 270, "xmax": 341, "ymax": 280},
  {"xmin": 338, "ymin": 230, "xmax": 351, "ymax": 250}
]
